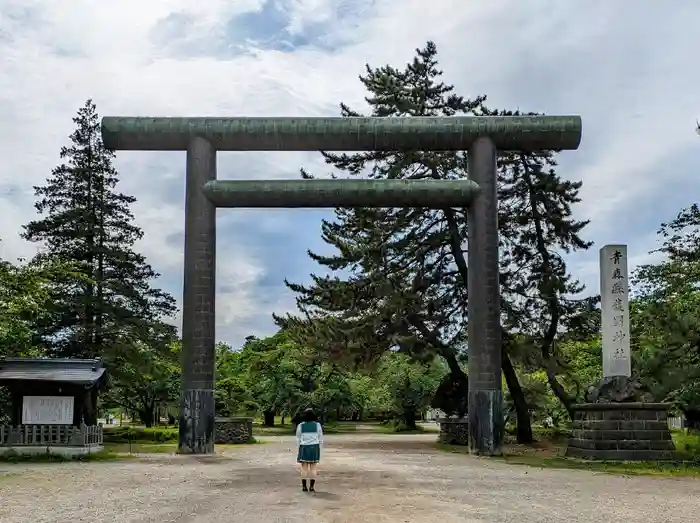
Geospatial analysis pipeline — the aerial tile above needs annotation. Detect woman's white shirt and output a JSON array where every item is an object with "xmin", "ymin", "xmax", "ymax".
[{"xmin": 296, "ymin": 422, "xmax": 324, "ymax": 446}]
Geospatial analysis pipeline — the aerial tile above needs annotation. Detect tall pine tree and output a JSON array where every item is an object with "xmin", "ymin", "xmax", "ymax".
[
  {"xmin": 22, "ymin": 99, "xmax": 176, "ymax": 359},
  {"xmin": 276, "ymin": 42, "xmax": 592, "ymax": 443}
]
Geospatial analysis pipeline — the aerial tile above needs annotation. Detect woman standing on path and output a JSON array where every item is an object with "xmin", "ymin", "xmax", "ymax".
[{"xmin": 296, "ymin": 408, "xmax": 323, "ymax": 492}]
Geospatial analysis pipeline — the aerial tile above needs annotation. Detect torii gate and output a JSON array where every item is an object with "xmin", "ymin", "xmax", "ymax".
[{"xmin": 101, "ymin": 115, "xmax": 582, "ymax": 455}]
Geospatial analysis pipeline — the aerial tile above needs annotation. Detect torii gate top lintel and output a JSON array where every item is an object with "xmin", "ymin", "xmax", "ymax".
[{"xmin": 101, "ymin": 115, "xmax": 582, "ymax": 152}]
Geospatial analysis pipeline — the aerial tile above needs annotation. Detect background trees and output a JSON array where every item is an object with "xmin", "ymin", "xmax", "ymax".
[
  {"xmin": 275, "ymin": 41, "xmax": 592, "ymax": 443},
  {"xmin": 21, "ymin": 99, "xmax": 177, "ymax": 361},
  {"xmin": 1, "ymin": 100, "xmax": 178, "ymax": 427},
  {"xmin": 630, "ymin": 204, "xmax": 700, "ymax": 428},
  {"xmin": 0, "ymin": 44, "xmax": 698, "ymax": 443},
  {"xmin": 209, "ymin": 332, "xmax": 445, "ymax": 429}
]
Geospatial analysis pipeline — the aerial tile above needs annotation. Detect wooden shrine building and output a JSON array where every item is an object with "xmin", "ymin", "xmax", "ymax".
[{"xmin": 0, "ymin": 357, "xmax": 107, "ymax": 455}]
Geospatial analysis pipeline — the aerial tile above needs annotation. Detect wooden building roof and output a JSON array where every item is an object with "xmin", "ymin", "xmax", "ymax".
[{"xmin": 0, "ymin": 357, "xmax": 106, "ymax": 386}]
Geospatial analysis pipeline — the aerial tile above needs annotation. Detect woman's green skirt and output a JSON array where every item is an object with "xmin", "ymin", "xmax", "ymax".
[{"xmin": 297, "ymin": 444, "xmax": 321, "ymax": 463}]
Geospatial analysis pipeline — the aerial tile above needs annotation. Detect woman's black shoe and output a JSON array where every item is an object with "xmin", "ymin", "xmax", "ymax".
[
  {"xmin": 302, "ymin": 479, "xmax": 308, "ymax": 492},
  {"xmin": 309, "ymin": 479, "xmax": 316, "ymax": 492}
]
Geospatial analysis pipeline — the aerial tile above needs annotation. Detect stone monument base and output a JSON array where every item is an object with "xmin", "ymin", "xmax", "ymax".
[
  {"xmin": 438, "ymin": 418, "xmax": 469, "ymax": 446},
  {"xmin": 566, "ymin": 403, "xmax": 676, "ymax": 461},
  {"xmin": 214, "ymin": 417, "xmax": 254, "ymax": 444}
]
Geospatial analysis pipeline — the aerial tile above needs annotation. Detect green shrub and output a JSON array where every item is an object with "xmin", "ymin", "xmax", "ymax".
[
  {"xmin": 673, "ymin": 429, "xmax": 700, "ymax": 458},
  {"xmin": 381, "ymin": 419, "xmax": 424, "ymax": 433},
  {"xmin": 103, "ymin": 426, "xmax": 178, "ymax": 443},
  {"xmin": 532, "ymin": 426, "xmax": 570, "ymax": 442}
]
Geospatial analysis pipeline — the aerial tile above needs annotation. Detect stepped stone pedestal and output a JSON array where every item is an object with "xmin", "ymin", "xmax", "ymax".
[
  {"xmin": 438, "ymin": 418, "xmax": 469, "ymax": 446},
  {"xmin": 214, "ymin": 417, "xmax": 254, "ymax": 444},
  {"xmin": 566, "ymin": 403, "xmax": 675, "ymax": 461}
]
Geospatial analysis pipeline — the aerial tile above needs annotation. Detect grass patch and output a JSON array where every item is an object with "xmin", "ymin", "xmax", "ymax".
[
  {"xmin": 242, "ymin": 438, "xmax": 267, "ymax": 444},
  {"xmin": 104, "ymin": 439, "xmax": 263, "ymax": 455},
  {"xmin": 0, "ymin": 472, "xmax": 19, "ymax": 481},
  {"xmin": 436, "ymin": 442, "xmax": 700, "ymax": 477},
  {"xmin": 0, "ymin": 449, "xmax": 123, "ymax": 463},
  {"xmin": 253, "ymin": 421, "xmax": 363, "ymax": 436},
  {"xmin": 436, "ymin": 428, "xmax": 700, "ymax": 478},
  {"xmin": 502, "ymin": 455, "xmax": 700, "ymax": 477},
  {"xmin": 104, "ymin": 442, "xmax": 178, "ymax": 454},
  {"xmin": 253, "ymin": 420, "xmax": 432, "ymax": 436},
  {"xmin": 324, "ymin": 422, "xmax": 361, "ymax": 434},
  {"xmin": 375, "ymin": 421, "xmax": 426, "ymax": 434},
  {"xmin": 253, "ymin": 424, "xmax": 293, "ymax": 436}
]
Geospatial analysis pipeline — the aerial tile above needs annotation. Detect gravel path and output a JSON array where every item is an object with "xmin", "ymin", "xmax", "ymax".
[{"xmin": 1, "ymin": 433, "xmax": 699, "ymax": 523}]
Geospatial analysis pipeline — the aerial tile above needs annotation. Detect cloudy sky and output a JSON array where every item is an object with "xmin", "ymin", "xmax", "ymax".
[{"xmin": 0, "ymin": 0, "xmax": 698, "ymax": 348}]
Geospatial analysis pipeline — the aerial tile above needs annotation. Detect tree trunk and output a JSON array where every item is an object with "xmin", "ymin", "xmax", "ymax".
[
  {"xmin": 82, "ymin": 388, "xmax": 98, "ymax": 426},
  {"xmin": 519, "ymin": 156, "xmax": 575, "ymax": 418},
  {"xmin": 402, "ymin": 409, "xmax": 417, "ymax": 430},
  {"xmin": 501, "ymin": 347, "xmax": 533, "ymax": 443},
  {"xmin": 262, "ymin": 410, "xmax": 275, "ymax": 427},
  {"xmin": 139, "ymin": 404, "xmax": 155, "ymax": 428},
  {"xmin": 140, "ymin": 413, "xmax": 153, "ymax": 428},
  {"xmin": 83, "ymin": 162, "xmax": 97, "ymax": 360},
  {"xmin": 94, "ymin": 170, "xmax": 106, "ymax": 357}
]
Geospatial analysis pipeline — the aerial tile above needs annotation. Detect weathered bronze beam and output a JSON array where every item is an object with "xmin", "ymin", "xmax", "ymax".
[
  {"xmin": 201, "ymin": 179, "xmax": 480, "ymax": 208},
  {"xmin": 101, "ymin": 116, "xmax": 582, "ymax": 152}
]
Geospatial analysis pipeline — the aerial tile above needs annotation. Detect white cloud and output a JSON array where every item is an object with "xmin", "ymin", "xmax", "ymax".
[{"xmin": 0, "ymin": 0, "xmax": 699, "ymax": 346}]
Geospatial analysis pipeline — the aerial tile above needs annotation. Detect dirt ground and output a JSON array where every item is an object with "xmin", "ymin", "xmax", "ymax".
[{"xmin": 1, "ymin": 433, "xmax": 699, "ymax": 523}]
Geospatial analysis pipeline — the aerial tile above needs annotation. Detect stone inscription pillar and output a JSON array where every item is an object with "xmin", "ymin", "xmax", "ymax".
[
  {"xmin": 599, "ymin": 244, "xmax": 631, "ymax": 378},
  {"xmin": 467, "ymin": 137, "xmax": 504, "ymax": 456},
  {"xmin": 179, "ymin": 137, "xmax": 217, "ymax": 454}
]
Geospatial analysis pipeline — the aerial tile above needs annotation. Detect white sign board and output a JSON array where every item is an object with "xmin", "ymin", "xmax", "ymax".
[
  {"xmin": 600, "ymin": 244, "xmax": 631, "ymax": 377},
  {"xmin": 21, "ymin": 396, "xmax": 74, "ymax": 425}
]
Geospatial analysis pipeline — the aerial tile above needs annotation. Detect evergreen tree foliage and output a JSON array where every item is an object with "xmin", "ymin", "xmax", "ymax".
[
  {"xmin": 21, "ymin": 99, "xmax": 176, "ymax": 358},
  {"xmin": 632, "ymin": 204, "xmax": 700, "ymax": 425},
  {"xmin": 275, "ymin": 42, "xmax": 592, "ymax": 441},
  {"xmin": 0, "ymin": 251, "xmax": 81, "ymax": 357}
]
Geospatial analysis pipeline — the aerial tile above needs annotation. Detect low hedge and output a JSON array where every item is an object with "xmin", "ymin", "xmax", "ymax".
[{"xmin": 103, "ymin": 426, "xmax": 178, "ymax": 443}]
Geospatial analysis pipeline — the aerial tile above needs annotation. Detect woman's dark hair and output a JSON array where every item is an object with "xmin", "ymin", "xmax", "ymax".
[{"xmin": 302, "ymin": 408, "xmax": 317, "ymax": 422}]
